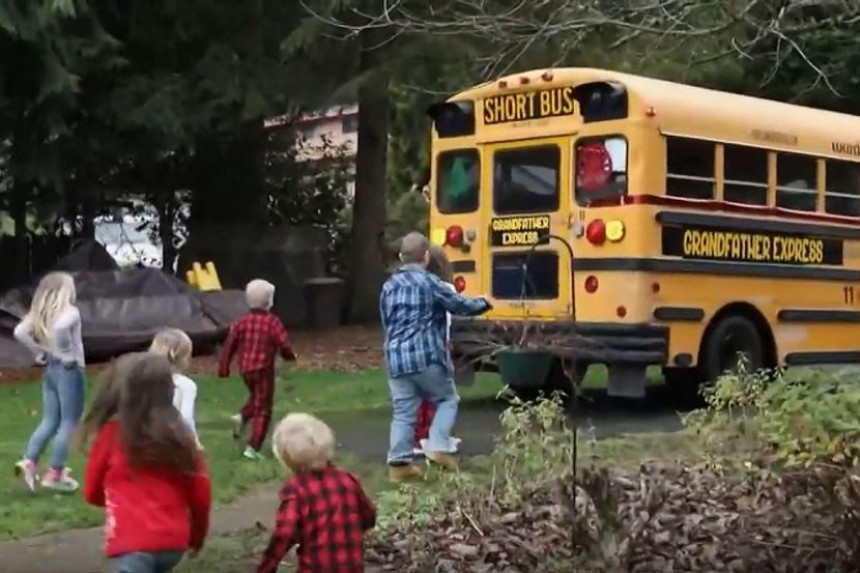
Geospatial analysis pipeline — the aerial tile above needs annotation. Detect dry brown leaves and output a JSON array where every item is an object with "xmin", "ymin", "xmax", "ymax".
[
  {"xmin": 367, "ymin": 462, "xmax": 860, "ymax": 573},
  {"xmin": 0, "ymin": 325, "xmax": 383, "ymax": 384}
]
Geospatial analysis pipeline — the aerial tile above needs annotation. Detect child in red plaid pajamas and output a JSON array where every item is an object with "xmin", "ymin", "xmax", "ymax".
[
  {"xmin": 257, "ymin": 413, "xmax": 376, "ymax": 573},
  {"xmin": 413, "ymin": 246, "xmax": 462, "ymax": 456},
  {"xmin": 218, "ymin": 279, "xmax": 297, "ymax": 461}
]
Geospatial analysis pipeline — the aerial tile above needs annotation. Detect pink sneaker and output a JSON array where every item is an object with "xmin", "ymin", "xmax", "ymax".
[
  {"xmin": 14, "ymin": 459, "xmax": 39, "ymax": 492},
  {"xmin": 42, "ymin": 467, "xmax": 79, "ymax": 492}
]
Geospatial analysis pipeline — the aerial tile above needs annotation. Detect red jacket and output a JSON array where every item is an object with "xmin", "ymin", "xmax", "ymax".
[{"xmin": 83, "ymin": 420, "xmax": 212, "ymax": 557}]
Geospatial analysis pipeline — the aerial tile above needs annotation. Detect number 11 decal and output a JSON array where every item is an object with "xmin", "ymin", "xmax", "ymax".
[{"xmin": 844, "ymin": 286, "xmax": 855, "ymax": 305}]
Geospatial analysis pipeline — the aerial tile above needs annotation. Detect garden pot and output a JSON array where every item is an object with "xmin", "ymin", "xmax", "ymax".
[{"xmin": 496, "ymin": 350, "xmax": 553, "ymax": 389}]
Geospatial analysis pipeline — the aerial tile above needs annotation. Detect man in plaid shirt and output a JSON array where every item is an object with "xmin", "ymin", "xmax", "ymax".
[
  {"xmin": 380, "ymin": 232, "xmax": 491, "ymax": 482},
  {"xmin": 257, "ymin": 413, "xmax": 376, "ymax": 573},
  {"xmin": 219, "ymin": 279, "xmax": 297, "ymax": 460}
]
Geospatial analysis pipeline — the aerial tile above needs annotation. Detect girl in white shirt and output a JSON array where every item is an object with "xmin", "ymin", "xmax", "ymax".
[
  {"xmin": 13, "ymin": 272, "xmax": 86, "ymax": 492},
  {"xmin": 149, "ymin": 328, "xmax": 202, "ymax": 448}
]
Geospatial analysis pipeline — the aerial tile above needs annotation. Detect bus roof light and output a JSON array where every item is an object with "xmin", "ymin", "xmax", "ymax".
[
  {"xmin": 498, "ymin": 80, "xmax": 508, "ymax": 88},
  {"xmin": 541, "ymin": 70, "xmax": 553, "ymax": 82},
  {"xmin": 585, "ymin": 219, "xmax": 606, "ymax": 246},
  {"xmin": 645, "ymin": 106, "xmax": 657, "ymax": 117},
  {"xmin": 519, "ymin": 76, "xmax": 530, "ymax": 85}
]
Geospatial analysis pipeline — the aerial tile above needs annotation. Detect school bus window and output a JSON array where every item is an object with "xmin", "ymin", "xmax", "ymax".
[
  {"xmin": 493, "ymin": 145, "xmax": 560, "ymax": 214},
  {"xmin": 491, "ymin": 251, "xmax": 559, "ymax": 300},
  {"xmin": 724, "ymin": 144, "xmax": 768, "ymax": 206},
  {"xmin": 825, "ymin": 159, "xmax": 860, "ymax": 216},
  {"xmin": 775, "ymin": 152, "xmax": 817, "ymax": 212},
  {"xmin": 437, "ymin": 149, "xmax": 480, "ymax": 214},
  {"xmin": 574, "ymin": 136, "xmax": 627, "ymax": 204},
  {"xmin": 665, "ymin": 137, "xmax": 714, "ymax": 200}
]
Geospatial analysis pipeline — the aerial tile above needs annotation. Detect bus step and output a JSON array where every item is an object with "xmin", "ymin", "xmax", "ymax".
[{"xmin": 606, "ymin": 364, "xmax": 647, "ymax": 399}]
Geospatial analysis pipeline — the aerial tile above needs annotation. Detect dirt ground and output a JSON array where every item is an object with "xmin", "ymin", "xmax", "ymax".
[{"xmin": 0, "ymin": 325, "xmax": 384, "ymax": 384}]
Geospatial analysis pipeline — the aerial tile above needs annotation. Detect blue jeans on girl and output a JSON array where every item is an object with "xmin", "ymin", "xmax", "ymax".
[
  {"xmin": 112, "ymin": 551, "xmax": 185, "ymax": 573},
  {"xmin": 24, "ymin": 360, "xmax": 85, "ymax": 469}
]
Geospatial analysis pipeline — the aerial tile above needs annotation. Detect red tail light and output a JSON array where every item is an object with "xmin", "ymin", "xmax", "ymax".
[
  {"xmin": 453, "ymin": 276, "xmax": 466, "ymax": 293},
  {"xmin": 585, "ymin": 275, "xmax": 598, "ymax": 293},
  {"xmin": 576, "ymin": 141, "xmax": 612, "ymax": 193},
  {"xmin": 445, "ymin": 225, "xmax": 464, "ymax": 247},
  {"xmin": 585, "ymin": 219, "xmax": 606, "ymax": 245}
]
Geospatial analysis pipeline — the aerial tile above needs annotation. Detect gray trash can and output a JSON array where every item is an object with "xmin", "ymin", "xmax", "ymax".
[{"xmin": 304, "ymin": 277, "xmax": 344, "ymax": 329}]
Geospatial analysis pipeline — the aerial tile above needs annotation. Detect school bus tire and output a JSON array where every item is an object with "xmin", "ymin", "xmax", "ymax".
[{"xmin": 699, "ymin": 314, "xmax": 766, "ymax": 385}]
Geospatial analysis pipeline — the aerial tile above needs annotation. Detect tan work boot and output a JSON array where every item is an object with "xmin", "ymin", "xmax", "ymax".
[
  {"xmin": 426, "ymin": 451, "xmax": 459, "ymax": 470},
  {"xmin": 388, "ymin": 463, "xmax": 425, "ymax": 484}
]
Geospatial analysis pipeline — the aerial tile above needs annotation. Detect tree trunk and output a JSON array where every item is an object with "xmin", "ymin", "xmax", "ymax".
[
  {"xmin": 348, "ymin": 44, "xmax": 390, "ymax": 323},
  {"xmin": 10, "ymin": 182, "xmax": 30, "ymax": 283}
]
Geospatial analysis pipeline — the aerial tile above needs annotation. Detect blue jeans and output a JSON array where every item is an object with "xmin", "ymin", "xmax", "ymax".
[
  {"xmin": 112, "ymin": 551, "xmax": 185, "ymax": 573},
  {"xmin": 24, "ymin": 361, "xmax": 85, "ymax": 470},
  {"xmin": 388, "ymin": 363, "xmax": 460, "ymax": 464}
]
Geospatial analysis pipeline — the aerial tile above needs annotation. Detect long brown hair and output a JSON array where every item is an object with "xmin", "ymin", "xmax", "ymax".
[
  {"xmin": 82, "ymin": 352, "xmax": 199, "ymax": 473},
  {"xmin": 427, "ymin": 245, "xmax": 454, "ymax": 284}
]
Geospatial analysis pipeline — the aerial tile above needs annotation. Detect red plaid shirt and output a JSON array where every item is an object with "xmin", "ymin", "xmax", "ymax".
[
  {"xmin": 257, "ymin": 464, "xmax": 376, "ymax": 573},
  {"xmin": 218, "ymin": 310, "xmax": 296, "ymax": 376}
]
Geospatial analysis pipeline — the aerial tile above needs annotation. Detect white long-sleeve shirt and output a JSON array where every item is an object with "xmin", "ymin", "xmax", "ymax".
[
  {"xmin": 13, "ymin": 307, "xmax": 85, "ymax": 368},
  {"xmin": 172, "ymin": 373, "xmax": 198, "ymax": 438}
]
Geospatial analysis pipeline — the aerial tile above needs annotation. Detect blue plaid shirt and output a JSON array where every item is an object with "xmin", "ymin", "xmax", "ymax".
[{"xmin": 380, "ymin": 264, "xmax": 490, "ymax": 378}]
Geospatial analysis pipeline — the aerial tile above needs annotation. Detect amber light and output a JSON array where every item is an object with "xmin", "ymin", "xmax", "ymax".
[
  {"xmin": 519, "ymin": 76, "xmax": 530, "ymax": 85},
  {"xmin": 585, "ymin": 219, "xmax": 606, "ymax": 245},
  {"xmin": 652, "ymin": 282, "xmax": 661, "ymax": 294},
  {"xmin": 454, "ymin": 276, "xmax": 467, "ymax": 293},
  {"xmin": 645, "ymin": 106, "xmax": 657, "ymax": 117},
  {"xmin": 499, "ymin": 80, "xmax": 508, "ymax": 88},
  {"xmin": 446, "ymin": 225, "xmax": 464, "ymax": 247},
  {"xmin": 585, "ymin": 276, "xmax": 599, "ymax": 293},
  {"xmin": 541, "ymin": 71, "xmax": 553, "ymax": 82}
]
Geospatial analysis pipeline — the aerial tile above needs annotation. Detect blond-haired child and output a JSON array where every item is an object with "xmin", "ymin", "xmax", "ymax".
[
  {"xmin": 149, "ymin": 328, "xmax": 201, "ymax": 447},
  {"xmin": 13, "ymin": 271, "xmax": 85, "ymax": 492},
  {"xmin": 218, "ymin": 279, "xmax": 297, "ymax": 461},
  {"xmin": 255, "ymin": 413, "xmax": 376, "ymax": 573}
]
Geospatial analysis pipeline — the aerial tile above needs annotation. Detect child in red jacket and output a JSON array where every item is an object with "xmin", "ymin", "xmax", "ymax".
[
  {"xmin": 82, "ymin": 352, "xmax": 211, "ymax": 573},
  {"xmin": 414, "ymin": 246, "xmax": 461, "ymax": 456},
  {"xmin": 257, "ymin": 413, "xmax": 376, "ymax": 573},
  {"xmin": 219, "ymin": 279, "xmax": 297, "ymax": 461}
]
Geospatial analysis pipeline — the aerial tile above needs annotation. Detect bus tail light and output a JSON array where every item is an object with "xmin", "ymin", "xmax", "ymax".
[
  {"xmin": 454, "ymin": 276, "xmax": 466, "ymax": 293},
  {"xmin": 617, "ymin": 305, "xmax": 627, "ymax": 318},
  {"xmin": 605, "ymin": 219, "xmax": 625, "ymax": 242},
  {"xmin": 446, "ymin": 225, "xmax": 464, "ymax": 247},
  {"xmin": 585, "ymin": 275, "xmax": 599, "ymax": 293},
  {"xmin": 585, "ymin": 219, "xmax": 606, "ymax": 245}
]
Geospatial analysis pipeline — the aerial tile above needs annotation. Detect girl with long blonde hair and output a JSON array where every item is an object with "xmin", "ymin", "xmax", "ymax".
[
  {"xmin": 13, "ymin": 271, "xmax": 85, "ymax": 491},
  {"xmin": 149, "ymin": 328, "xmax": 202, "ymax": 447}
]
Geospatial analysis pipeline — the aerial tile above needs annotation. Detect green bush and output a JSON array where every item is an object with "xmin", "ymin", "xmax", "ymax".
[{"xmin": 684, "ymin": 360, "xmax": 860, "ymax": 470}]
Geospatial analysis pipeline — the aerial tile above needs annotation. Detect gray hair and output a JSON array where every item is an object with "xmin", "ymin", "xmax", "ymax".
[{"xmin": 399, "ymin": 232, "xmax": 430, "ymax": 265}]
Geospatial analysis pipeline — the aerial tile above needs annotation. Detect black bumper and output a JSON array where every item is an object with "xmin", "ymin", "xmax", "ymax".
[{"xmin": 450, "ymin": 318, "xmax": 668, "ymax": 365}]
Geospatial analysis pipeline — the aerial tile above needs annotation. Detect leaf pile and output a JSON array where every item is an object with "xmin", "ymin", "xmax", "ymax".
[
  {"xmin": 366, "ymin": 462, "xmax": 860, "ymax": 573},
  {"xmin": 367, "ymin": 478, "xmax": 575, "ymax": 573}
]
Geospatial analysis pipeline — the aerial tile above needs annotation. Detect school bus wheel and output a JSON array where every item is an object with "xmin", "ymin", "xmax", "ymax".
[
  {"xmin": 542, "ymin": 358, "xmax": 587, "ymax": 401},
  {"xmin": 699, "ymin": 314, "xmax": 766, "ymax": 384}
]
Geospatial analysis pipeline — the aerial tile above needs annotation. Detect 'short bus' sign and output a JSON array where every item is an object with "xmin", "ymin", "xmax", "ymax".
[
  {"xmin": 483, "ymin": 86, "xmax": 576, "ymax": 125},
  {"xmin": 662, "ymin": 225, "xmax": 843, "ymax": 265},
  {"xmin": 490, "ymin": 216, "xmax": 551, "ymax": 247}
]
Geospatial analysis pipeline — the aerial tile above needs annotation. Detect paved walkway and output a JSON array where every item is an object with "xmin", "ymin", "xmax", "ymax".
[{"xmin": 0, "ymin": 483, "xmax": 280, "ymax": 573}]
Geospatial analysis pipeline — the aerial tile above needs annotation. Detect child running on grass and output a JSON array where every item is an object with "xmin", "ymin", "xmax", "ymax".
[
  {"xmin": 13, "ymin": 271, "xmax": 85, "ymax": 492},
  {"xmin": 149, "ymin": 328, "xmax": 202, "ymax": 448},
  {"xmin": 413, "ymin": 245, "xmax": 462, "ymax": 456},
  {"xmin": 218, "ymin": 279, "xmax": 297, "ymax": 461},
  {"xmin": 256, "ymin": 413, "xmax": 376, "ymax": 573},
  {"xmin": 82, "ymin": 352, "xmax": 211, "ymax": 573}
]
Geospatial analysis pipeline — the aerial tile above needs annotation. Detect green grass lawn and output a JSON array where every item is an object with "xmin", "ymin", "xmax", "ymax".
[{"xmin": 0, "ymin": 368, "xmax": 503, "ymax": 541}]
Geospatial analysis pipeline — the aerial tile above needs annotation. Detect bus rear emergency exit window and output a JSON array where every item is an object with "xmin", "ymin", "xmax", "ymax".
[{"xmin": 427, "ymin": 101, "xmax": 476, "ymax": 138}]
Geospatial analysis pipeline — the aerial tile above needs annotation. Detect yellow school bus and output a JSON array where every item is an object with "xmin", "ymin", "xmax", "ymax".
[{"xmin": 427, "ymin": 67, "xmax": 860, "ymax": 399}]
